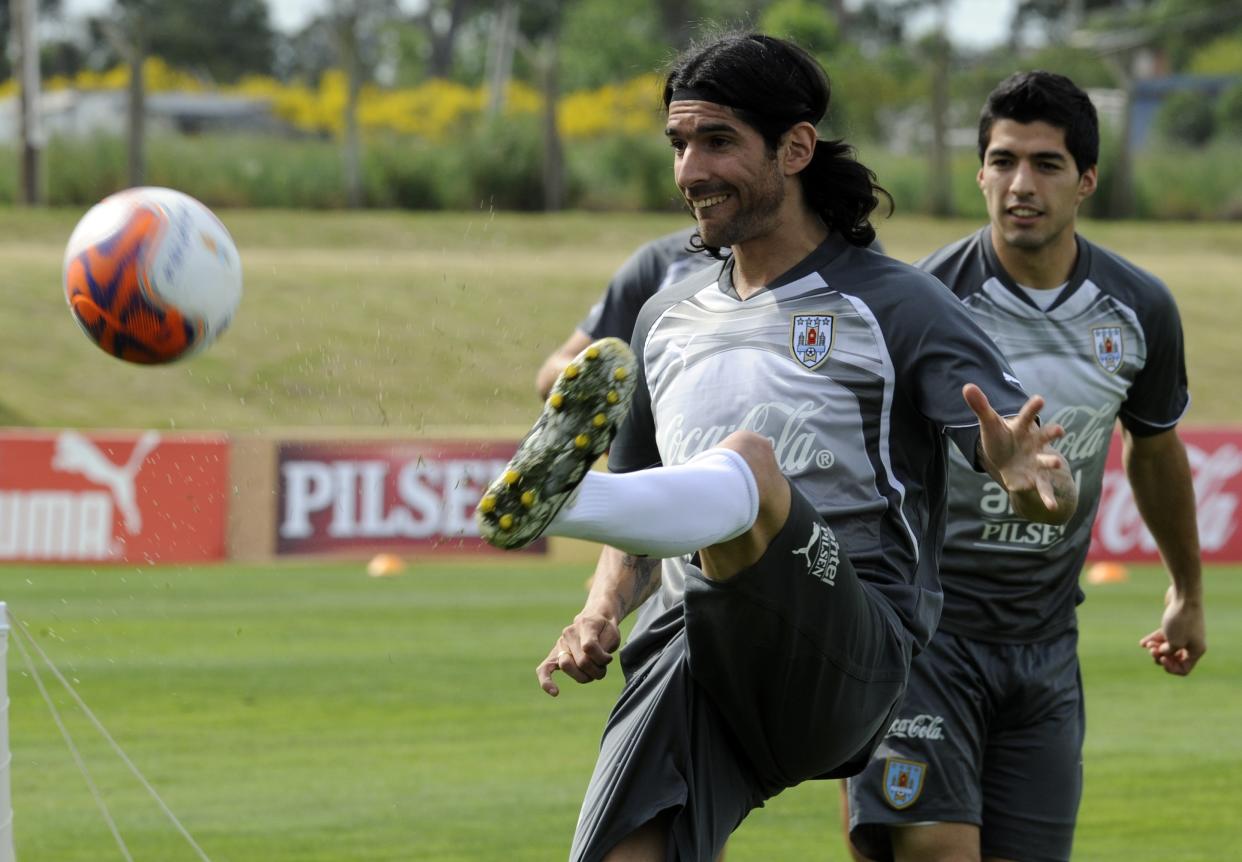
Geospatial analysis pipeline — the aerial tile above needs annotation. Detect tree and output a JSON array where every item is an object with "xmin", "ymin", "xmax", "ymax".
[
  {"xmin": 91, "ymin": 0, "xmax": 274, "ymax": 83},
  {"xmin": 416, "ymin": 0, "xmax": 475, "ymax": 79},
  {"xmin": 328, "ymin": 0, "xmax": 401, "ymax": 207},
  {"xmin": 760, "ymin": 0, "xmax": 840, "ymax": 57},
  {"xmin": 0, "ymin": 0, "xmax": 62, "ymax": 79},
  {"xmin": 559, "ymin": 0, "xmax": 667, "ymax": 91},
  {"xmin": 1067, "ymin": 0, "xmax": 1242, "ymax": 214}
]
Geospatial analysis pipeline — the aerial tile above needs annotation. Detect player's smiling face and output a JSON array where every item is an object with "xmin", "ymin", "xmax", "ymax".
[
  {"xmin": 665, "ymin": 100, "xmax": 785, "ymax": 249},
  {"xmin": 979, "ymin": 118, "xmax": 1097, "ymax": 253}
]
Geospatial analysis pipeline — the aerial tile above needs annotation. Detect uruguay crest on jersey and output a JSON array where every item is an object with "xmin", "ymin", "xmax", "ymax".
[
  {"xmin": 882, "ymin": 758, "xmax": 926, "ymax": 809},
  {"xmin": 1092, "ymin": 325, "xmax": 1123, "ymax": 373},
  {"xmin": 791, "ymin": 314, "xmax": 834, "ymax": 369}
]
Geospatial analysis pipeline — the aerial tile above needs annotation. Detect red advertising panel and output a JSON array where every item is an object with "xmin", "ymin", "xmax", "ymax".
[
  {"xmin": 276, "ymin": 439, "xmax": 542, "ymax": 555},
  {"xmin": 1090, "ymin": 427, "xmax": 1242, "ymax": 562},
  {"xmin": 0, "ymin": 430, "xmax": 229, "ymax": 563}
]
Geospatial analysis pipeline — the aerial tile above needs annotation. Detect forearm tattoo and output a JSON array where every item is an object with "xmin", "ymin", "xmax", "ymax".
[{"xmin": 618, "ymin": 554, "xmax": 661, "ymax": 617}]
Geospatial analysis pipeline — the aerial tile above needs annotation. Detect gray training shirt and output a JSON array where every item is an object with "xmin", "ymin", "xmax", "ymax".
[
  {"xmin": 608, "ymin": 233, "xmax": 1030, "ymax": 653},
  {"xmin": 921, "ymin": 227, "xmax": 1190, "ymax": 642}
]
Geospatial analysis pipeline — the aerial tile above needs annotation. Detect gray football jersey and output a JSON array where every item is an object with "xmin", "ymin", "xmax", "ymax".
[
  {"xmin": 580, "ymin": 230, "xmax": 885, "ymax": 342},
  {"xmin": 609, "ymin": 233, "xmax": 1029, "ymax": 653},
  {"xmin": 923, "ymin": 227, "xmax": 1190, "ymax": 642}
]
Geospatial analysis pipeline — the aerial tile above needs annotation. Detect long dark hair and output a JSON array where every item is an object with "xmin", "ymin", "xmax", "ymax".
[{"xmin": 663, "ymin": 32, "xmax": 891, "ymax": 253}]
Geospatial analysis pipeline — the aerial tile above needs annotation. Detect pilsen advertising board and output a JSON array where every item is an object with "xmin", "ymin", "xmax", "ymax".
[
  {"xmin": 0, "ymin": 430, "xmax": 229, "ymax": 563},
  {"xmin": 276, "ymin": 439, "xmax": 543, "ymax": 555},
  {"xmin": 276, "ymin": 431, "xmax": 1242, "ymax": 561},
  {"xmin": 1089, "ymin": 427, "xmax": 1242, "ymax": 562}
]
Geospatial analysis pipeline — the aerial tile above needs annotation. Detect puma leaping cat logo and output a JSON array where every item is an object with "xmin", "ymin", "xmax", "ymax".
[
  {"xmin": 52, "ymin": 431, "xmax": 160, "ymax": 534},
  {"xmin": 791, "ymin": 522, "xmax": 824, "ymax": 568}
]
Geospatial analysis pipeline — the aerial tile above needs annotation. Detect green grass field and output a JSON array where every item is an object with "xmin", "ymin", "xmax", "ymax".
[{"xmin": 2, "ymin": 561, "xmax": 1239, "ymax": 861}]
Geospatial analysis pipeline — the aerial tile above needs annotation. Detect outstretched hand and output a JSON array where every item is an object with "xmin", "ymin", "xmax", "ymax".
[
  {"xmin": 1139, "ymin": 586, "xmax": 1207, "ymax": 676},
  {"xmin": 964, "ymin": 384, "xmax": 1077, "ymax": 524}
]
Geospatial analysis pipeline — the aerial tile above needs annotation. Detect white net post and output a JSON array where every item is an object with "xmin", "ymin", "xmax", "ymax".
[{"xmin": 0, "ymin": 603, "xmax": 14, "ymax": 862}]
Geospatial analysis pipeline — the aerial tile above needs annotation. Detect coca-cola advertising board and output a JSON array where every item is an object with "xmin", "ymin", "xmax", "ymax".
[
  {"xmin": 1089, "ymin": 428, "xmax": 1242, "ymax": 562},
  {"xmin": 276, "ymin": 440, "xmax": 542, "ymax": 555},
  {"xmin": 0, "ymin": 430, "xmax": 229, "ymax": 563}
]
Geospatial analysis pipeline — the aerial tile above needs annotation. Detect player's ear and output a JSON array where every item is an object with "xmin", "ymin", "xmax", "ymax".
[
  {"xmin": 780, "ymin": 122, "xmax": 818, "ymax": 175},
  {"xmin": 1077, "ymin": 165, "xmax": 1098, "ymax": 202}
]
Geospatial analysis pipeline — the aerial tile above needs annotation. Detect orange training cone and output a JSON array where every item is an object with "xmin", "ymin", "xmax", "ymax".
[
  {"xmin": 1086, "ymin": 561, "xmax": 1129, "ymax": 585},
  {"xmin": 367, "ymin": 553, "xmax": 406, "ymax": 578}
]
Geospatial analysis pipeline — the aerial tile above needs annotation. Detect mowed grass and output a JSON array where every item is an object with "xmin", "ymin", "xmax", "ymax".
[
  {"xmin": 2, "ymin": 561, "xmax": 1240, "ymax": 861},
  {"xmin": 0, "ymin": 208, "xmax": 1239, "ymax": 430}
]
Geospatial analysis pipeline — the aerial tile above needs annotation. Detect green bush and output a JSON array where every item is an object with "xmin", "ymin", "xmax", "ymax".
[
  {"xmin": 1133, "ymin": 141, "xmax": 1242, "ymax": 219},
  {"xmin": 568, "ymin": 133, "xmax": 679, "ymax": 212},
  {"xmin": 859, "ymin": 146, "xmax": 987, "ymax": 221},
  {"xmin": 1155, "ymin": 91, "xmax": 1216, "ymax": 148},
  {"xmin": 453, "ymin": 116, "xmax": 548, "ymax": 211},
  {"xmin": 1, "ymin": 127, "xmax": 1238, "ymax": 220},
  {"xmin": 1217, "ymin": 82, "xmax": 1242, "ymax": 140}
]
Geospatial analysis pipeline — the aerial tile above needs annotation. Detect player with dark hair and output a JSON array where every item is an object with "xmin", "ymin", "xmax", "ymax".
[
  {"xmin": 479, "ymin": 37, "xmax": 1077, "ymax": 862},
  {"xmin": 846, "ymin": 70, "xmax": 1206, "ymax": 862}
]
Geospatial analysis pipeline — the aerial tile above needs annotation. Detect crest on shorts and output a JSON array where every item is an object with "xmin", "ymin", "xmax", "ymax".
[
  {"xmin": 883, "ymin": 758, "xmax": 926, "ymax": 809},
  {"xmin": 1092, "ymin": 326, "xmax": 1123, "ymax": 373},
  {"xmin": 791, "ymin": 314, "xmax": 834, "ymax": 369}
]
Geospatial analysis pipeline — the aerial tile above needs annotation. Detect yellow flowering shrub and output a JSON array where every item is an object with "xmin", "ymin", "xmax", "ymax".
[{"xmin": 8, "ymin": 62, "xmax": 665, "ymax": 141}]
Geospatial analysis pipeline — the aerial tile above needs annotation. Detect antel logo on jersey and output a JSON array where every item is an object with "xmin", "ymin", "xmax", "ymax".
[
  {"xmin": 662, "ymin": 401, "xmax": 836, "ymax": 473},
  {"xmin": 791, "ymin": 522, "xmax": 839, "ymax": 586},
  {"xmin": 276, "ymin": 441, "xmax": 536, "ymax": 554},
  {"xmin": 885, "ymin": 714, "xmax": 946, "ymax": 741}
]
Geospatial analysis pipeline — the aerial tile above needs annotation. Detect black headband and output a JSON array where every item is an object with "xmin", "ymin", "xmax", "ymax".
[
  {"xmin": 669, "ymin": 86, "xmax": 730, "ymax": 105},
  {"xmin": 669, "ymin": 87, "xmax": 823, "ymax": 127}
]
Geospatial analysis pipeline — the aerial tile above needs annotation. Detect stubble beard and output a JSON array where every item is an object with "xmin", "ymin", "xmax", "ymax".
[{"xmin": 698, "ymin": 161, "xmax": 786, "ymax": 249}]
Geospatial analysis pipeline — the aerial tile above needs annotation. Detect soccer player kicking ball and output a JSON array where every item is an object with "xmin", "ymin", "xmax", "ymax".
[
  {"xmin": 479, "ymin": 34, "xmax": 1077, "ymax": 862},
  {"xmin": 845, "ymin": 72, "xmax": 1207, "ymax": 862}
]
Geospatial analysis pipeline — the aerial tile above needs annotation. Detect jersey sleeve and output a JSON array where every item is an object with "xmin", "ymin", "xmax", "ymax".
[
  {"xmin": 1119, "ymin": 279, "xmax": 1190, "ymax": 436},
  {"xmin": 607, "ymin": 339, "xmax": 660, "ymax": 474},
  {"xmin": 580, "ymin": 241, "xmax": 669, "ymax": 341},
  {"xmin": 896, "ymin": 276, "xmax": 1030, "ymax": 468}
]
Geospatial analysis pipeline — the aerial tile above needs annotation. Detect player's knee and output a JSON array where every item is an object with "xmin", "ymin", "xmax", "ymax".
[
  {"xmin": 718, "ymin": 431, "xmax": 790, "ymax": 532},
  {"xmin": 718, "ymin": 431, "xmax": 783, "ymax": 501}
]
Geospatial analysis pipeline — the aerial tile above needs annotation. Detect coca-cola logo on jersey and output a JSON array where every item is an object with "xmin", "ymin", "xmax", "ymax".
[
  {"xmin": 661, "ymin": 401, "xmax": 836, "ymax": 472},
  {"xmin": 885, "ymin": 714, "xmax": 946, "ymax": 741},
  {"xmin": 1046, "ymin": 403, "xmax": 1116, "ymax": 463},
  {"xmin": 1089, "ymin": 429, "xmax": 1242, "ymax": 562},
  {"xmin": 276, "ymin": 440, "xmax": 539, "ymax": 555}
]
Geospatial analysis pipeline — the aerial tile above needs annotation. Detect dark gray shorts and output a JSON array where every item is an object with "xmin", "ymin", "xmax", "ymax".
[
  {"xmin": 570, "ymin": 486, "xmax": 911, "ymax": 862},
  {"xmin": 847, "ymin": 628, "xmax": 1084, "ymax": 862}
]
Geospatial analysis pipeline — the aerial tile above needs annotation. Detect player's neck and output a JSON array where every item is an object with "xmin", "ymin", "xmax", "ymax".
[
  {"xmin": 731, "ymin": 212, "xmax": 828, "ymax": 300},
  {"xmin": 991, "ymin": 224, "xmax": 1079, "ymax": 290}
]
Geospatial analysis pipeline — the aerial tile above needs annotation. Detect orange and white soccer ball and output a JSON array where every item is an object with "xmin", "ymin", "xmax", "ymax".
[{"xmin": 63, "ymin": 186, "xmax": 242, "ymax": 364}]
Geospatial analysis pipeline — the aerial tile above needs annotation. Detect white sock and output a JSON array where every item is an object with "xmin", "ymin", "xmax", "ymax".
[{"xmin": 547, "ymin": 447, "xmax": 760, "ymax": 558}]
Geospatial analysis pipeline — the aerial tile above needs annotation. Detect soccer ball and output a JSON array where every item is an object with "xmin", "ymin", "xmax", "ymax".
[{"xmin": 63, "ymin": 186, "xmax": 242, "ymax": 364}]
